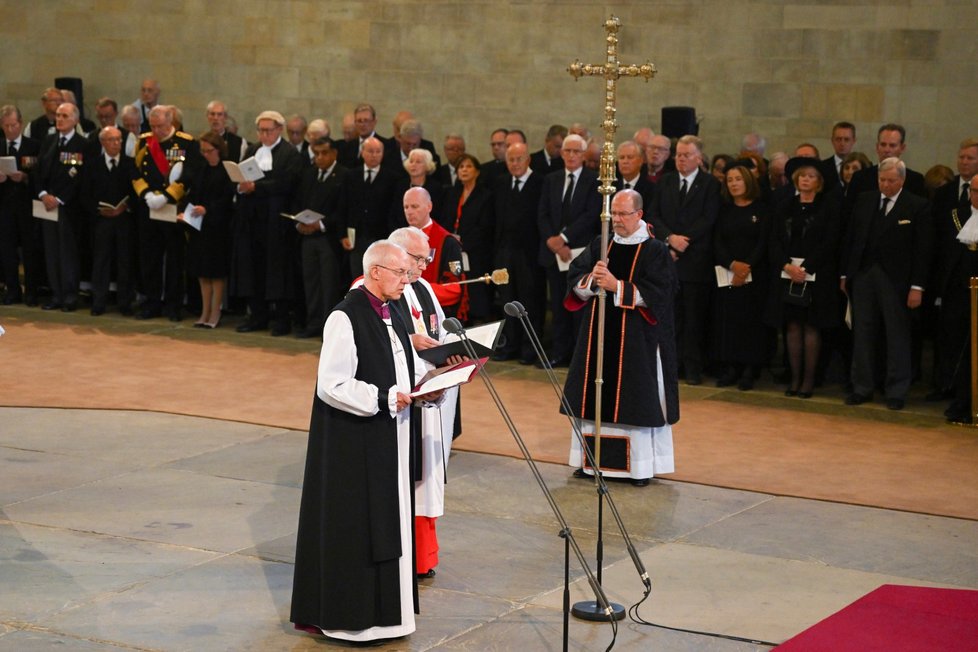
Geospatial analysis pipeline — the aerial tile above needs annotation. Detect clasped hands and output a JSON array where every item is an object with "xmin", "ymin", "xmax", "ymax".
[
  {"xmin": 546, "ymin": 235, "xmax": 572, "ymax": 262},
  {"xmin": 730, "ymin": 260, "xmax": 751, "ymax": 287}
]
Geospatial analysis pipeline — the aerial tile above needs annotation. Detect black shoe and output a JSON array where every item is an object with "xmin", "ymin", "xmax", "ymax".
[
  {"xmin": 90, "ymin": 306, "xmax": 105, "ymax": 316},
  {"xmin": 165, "ymin": 309, "xmax": 182, "ymax": 322},
  {"xmin": 886, "ymin": 398, "xmax": 905, "ymax": 411},
  {"xmin": 686, "ymin": 373, "xmax": 702, "ymax": 386},
  {"xmin": 270, "ymin": 323, "xmax": 292, "ymax": 337},
  {"xmin": 784, "ymin": 388, "xmax": 798, "ymax": 397},
  {"xmin": 416, "ymin": 569, "xmax": 436, "ymax": 579},
  {"xmin": 61, "ymin": 301, "xmax": 77, "ymax": 312},
  {"xmin": 2, "ymin": 292, "xmax": 21, "ymax": 305},
  {"xmin": 631, "ymin": 478, "xmax": 651, "ymax": 487},
  {"xmin": 519, "ymin": 356, "xmax": 536, "ymax": 366},
  {"xmin": 798, "ymin": 391, "xmax": 813, "ymax": 399},
  {"xmin": 845, "ymin": 393, "xmax": 871, "ymax": 406},
  {"xmin": 24, "ymin": 293, "xmax": 38, "ymax": 307},
  {"xmin": 295, "ymin": 328, "xmax": 321, "ymax": 339},
  {"xmin": 536, "ymin": 355, "xmax": 570, "ymax": 369},
  {"xmin": 136, "ymin": 307, "xmax": 162, "ymax": 320},
  {"xmin": 236, "ymin": 320, "xmax": 268, "ymax": 333},
  {"xmin": 716, "ymin": 371, "xmax": 738, "ymax": 388},
  {"xmin": 491, "ymin": 350, "xmax": 519, "ymax": 362},
  {"xmin": 737, "ymin": 377, "xmax": 754, "ymax": 391},
  {"xmin": 572, "ymin": 468, "xmax": 590, "ymax": 479},
  {"xmin": 119, "ymin": 306, "xmax": 134, "ymax": 316},
  {"xmin": 925, "ymin": 388, "xmax": 953, "ymax": 402},
  {"xmin": 42, "ymin": 301, "xmax": 61, "ymax": 311},
  {"xmin": 947, "ymin": 411, "xmax": 972, "ymax": 425}
]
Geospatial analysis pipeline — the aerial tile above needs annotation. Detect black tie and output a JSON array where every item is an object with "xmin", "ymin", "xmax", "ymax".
[
  {"xmin": 679, "ymin": 178, "xmax": 688, "ymax": 202},
  {"xmin": 8, "ymin": 141, "xmax": 16, "ymax": 156},
  {"xmin": 109, "ymin": 158, "xmax": 116, "ymax": 170},
  {"xmin": 561, "ymin": 173, "xmax": 575, "ymax": 225},
  {"xmin": 879, "ymin": 196, "xmax": 890, "ymax": 216},
  {"xmin": 623, "ymin": 182, "xmax": 631, "ymax": 190},
  {"xmin": 365, "ymin": 168, "xmax": 373, "ymax": 184},
  {"xmin": 962, "ymin": 184, "xmax": 970, "ymax": 204},
  {"xmin": 512, "ymin": 176, "xmax": 521, "ymax": 191},
  {"xmin": 59, "ymin": 136, "xmax": 67, "ymax": 148},
  {"xmin": 318, "ymin": 170, "xmax": 326, "ymax": 183}
]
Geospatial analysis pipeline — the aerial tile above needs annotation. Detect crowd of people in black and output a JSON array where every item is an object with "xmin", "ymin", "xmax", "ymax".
[{"xmin": 1, "ymin": 78, "xmax": 976, "ymax": 423}]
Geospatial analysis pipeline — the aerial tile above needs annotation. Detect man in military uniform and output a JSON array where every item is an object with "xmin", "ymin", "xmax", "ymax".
[{"xmin": 132, "ymin": 104, "xmax": 199, "ymax": 320}]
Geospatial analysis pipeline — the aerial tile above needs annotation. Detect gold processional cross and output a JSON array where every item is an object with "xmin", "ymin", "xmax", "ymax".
[{"xmin": 567, "ymin": 15, "xmax": 656, "ymax": 476}]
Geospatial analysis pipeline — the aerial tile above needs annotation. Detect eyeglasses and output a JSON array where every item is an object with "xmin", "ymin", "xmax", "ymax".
[
  {"xmin": 257, "ymin": 127, "xmax": 280, "ymax": 134},
  {"xmin": 610, "ymin": 210, "xmax": 638, "ymax": 219},
  {"xmin": 376, "ymin": 265, "xmax": 410, "ymax": 278},
  {"xmin": 408, "ymin": 252, "xmax": 433, "ymax": 265}
]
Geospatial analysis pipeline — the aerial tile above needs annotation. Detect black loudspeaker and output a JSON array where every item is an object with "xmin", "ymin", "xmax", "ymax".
[
  {"xmin": 55, "ymin": 76, "xmax": 86, "ymax": 120},
  {"xmin": 661, "ymin": 106, "xmax": 698, "ymax": 138}
]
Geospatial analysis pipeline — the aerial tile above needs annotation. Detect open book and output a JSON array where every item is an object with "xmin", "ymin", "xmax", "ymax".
[
  {"xmin": 98, "ymin": 197, "xmax": 128, "ymax": 211},
  {"xmin": 409, "ymin": 357, "xmax": 486, "ymax": 397},
  {"xmin": 417, "ymin": 320, "xmax": 504, "ymax": 365},
  {"xmin": 223, "ymin": 157, "xmax": 265, "ymax": 183},
  {"xmin": 280, "ymin": 209, "xmax": 325, "ymax": 225}
]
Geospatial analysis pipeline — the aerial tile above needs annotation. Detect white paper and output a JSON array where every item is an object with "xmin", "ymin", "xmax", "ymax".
[
  {"xmin": 149, "ymin": 203, "xmax": 179, "ymax": 223},
  {"xmin": 461, "ymin": 251, "xmax": 471, "ymax": 272},
  {"xmin": 0, "ymin": 156, "xmax": 17, "ymax": 175},
  {"xmin": 780, "ymin": 257, "xmax": 815, "ymax": 282},
  {"xmin": 347, "ymin": 227, "xmax": 356, "ymax": 248},
  {"xmin": 441, "ymin": 320, "xmax": 503, "ymax": 350},
  {"xmin": 32, "ymin": 199, "xmax": 58, "ymax": 221},
  {"xmin": 281, "ymin": 209, "xmax": 325, "ymax": 225},
  {"xmin": 98, "ymin": 197, "xmax": 128, "ymax": 211},
  {"xmin": 715, "ymin": 265, "xmax": 752, "ymax": 287},
  {"xmin": 181, "ymin": 204, "xmax": 202, "ymax": 231},
  {"xmin": 223, "ymin": 157, "xmax": 265, "ymax": 183},
  {"xmin": 556, "ymin": 246, "xmax": 585, "ymax": 272}
]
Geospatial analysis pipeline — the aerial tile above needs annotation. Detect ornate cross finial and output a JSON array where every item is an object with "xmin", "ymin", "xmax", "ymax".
[{"xmin": 568, "ymin": 15, "xmax": 656, "ymax": 193}]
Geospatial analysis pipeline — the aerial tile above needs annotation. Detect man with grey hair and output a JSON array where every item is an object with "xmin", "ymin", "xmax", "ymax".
[
  {"xmin": 234, "ymin": 110, "xmax": 304, "ymax": 336},
  {"xmin": 339, "ymin": 102, "xmax": 387, "ymax": 168},
  {"xmin": 132, "ymin": 78, "xmax": 160, "ymax": 133},
  {"xmin": 843, "ymin": 157, "xmax": 932, "ymax": 410},
  {"xmin": 0, "ymin": 104, "xmax": 43, "ymax": 305},
  {"xmin": 132, "ymin": 104, "xmax": 199, "ymax": 320},
  {"xmin": 386, "ymin": 111, "xmax": 440, "ymax": 172},
  {"xmin": 538, "ymin": 132, "xmax": 601, "ymax": 366},
  {"xmin": 285, "ymin": 114, "xmax": 308, "ymax": 148},
  {"xmin": 36, "ymin": 103, "xmax": 88, "ymax": 311},
  {"xmin": 649, "ymin": 134, "xmax": 721, "ymax": 385},
  {"xmin": 435, "ymin": 133, "xmax": 465, "ymax": 188},
  {"xmin": 644, "ymin": 133, "xmax": 673, "ymax": 184},
  {"xmin": 120, "ymin": 104, "xmax": 142, "ymax": 157},
  {"xmin": 741, "ymin": 132, "xmax": 766, "ymax": 158},
  {"xmin": 25, "ymin": 87, "xmax": 63, "ymax": 140},
  {"xmin": 291, "ymin": 238, "xmax": 442, "ymax": 644},
  {"xmin": 345, "ymin": 136, "xmax": 399, "ymax": 278},
  {"xmin": 615, "ymin": 139, "xmax": 654, "ymax": 210},
  {"xmin": 206, "ymin": 100, "xmax": 246, "ymax": 162}
]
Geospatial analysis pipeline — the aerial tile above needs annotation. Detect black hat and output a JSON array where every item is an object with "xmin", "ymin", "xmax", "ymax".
[{"xmin": 785, "ymin": 156, "xmax": 822, "ymax": 180}]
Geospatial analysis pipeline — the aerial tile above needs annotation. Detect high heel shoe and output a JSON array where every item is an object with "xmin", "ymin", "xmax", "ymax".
[
  {"xmin": 784, "ymin": 388, "xmax": 799, "ymax": 397},
  {"xmin": 206, "ymin": 312, "xmax": 222, "ymax": 329}
]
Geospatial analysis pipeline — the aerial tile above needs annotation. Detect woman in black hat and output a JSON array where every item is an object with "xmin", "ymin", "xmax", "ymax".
[{"xmin": 766, "ymin": 157, "xmax": 842, "ymax": 398}]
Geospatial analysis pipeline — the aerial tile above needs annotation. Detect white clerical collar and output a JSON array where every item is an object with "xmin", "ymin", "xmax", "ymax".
[{"xmin": 613, "ymin": 223, "xmax": 651, "ymax": 245}]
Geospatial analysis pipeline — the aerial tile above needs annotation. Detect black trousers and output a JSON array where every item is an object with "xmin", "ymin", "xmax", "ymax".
[
  {"xmin": 496, "ymin": 251, "xmax": 546, "ymax": 360},
  {"xmin": 91, "ymin": 213, "xmax": 136, "ymax": 309},
  {"xmin": 138, "ymin": 207, "xmax": 185, "ymax": 311},
  {"xmin": 675, "ymin": 280, "xmax": 712, "ymax": 377},
  {"xmin": 850, "ymin": 265, "xmax": 913, "ymax": 399},
  {"xmin": 301, "ymin": 234, "xmax": 341, "ymax": 333},
  {"xmin": 41, "ymin": 205, "xmax": 81, "ymax": 305}
]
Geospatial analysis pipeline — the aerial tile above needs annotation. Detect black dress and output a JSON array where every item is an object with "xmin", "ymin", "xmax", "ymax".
[
  {"xmin": 439, "ymin": 183, "xmax": 495, "ymax": 320},
  {"xmin": 712, "ymin": 200, "xmax": 772, "ymax": 365},
  {"xmin": 185, "ymin": 163, "xmax": 235, "ymax": 278},
  {"xmin": 766, "ymin": 192, "xmax": 842, "ymax": 329}
]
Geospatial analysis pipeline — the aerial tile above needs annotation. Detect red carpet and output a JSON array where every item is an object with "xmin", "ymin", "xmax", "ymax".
[{"xmin": 775, "ymin": 584, "xmax": 978, "ymax": 651}]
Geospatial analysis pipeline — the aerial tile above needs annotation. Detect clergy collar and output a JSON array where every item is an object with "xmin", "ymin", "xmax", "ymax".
[
  {"xmin": 613, "ymin": 222, "xmax": 651, "ymax": 245},
  {"xmin": 360, "ymin": 286, "xmax": 390, "ymax": 318}
]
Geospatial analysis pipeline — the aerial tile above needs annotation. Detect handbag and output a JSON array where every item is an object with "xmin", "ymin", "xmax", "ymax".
[{"xmin": 782, "ymin": 280, "xmax": 812, "ymax": 307}]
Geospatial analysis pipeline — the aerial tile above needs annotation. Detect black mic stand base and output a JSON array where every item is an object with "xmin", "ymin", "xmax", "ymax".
[{"xmin": 572, "ymin": 600, "xmax": 625, "ymax": 622}]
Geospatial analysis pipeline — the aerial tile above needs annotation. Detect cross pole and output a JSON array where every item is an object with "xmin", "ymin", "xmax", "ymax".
[
  {"xmin": 567, "ymin": 15, "xmax": 655, "ymax": 487},
  {"xmin": 566, "ymin": 15, "xmax": 656, "ymax": 625}
]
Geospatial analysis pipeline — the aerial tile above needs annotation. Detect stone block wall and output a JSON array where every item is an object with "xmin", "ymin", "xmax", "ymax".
[{"xmin": 1, "ymin": 0, "xmax": 975, "ymax": 169}]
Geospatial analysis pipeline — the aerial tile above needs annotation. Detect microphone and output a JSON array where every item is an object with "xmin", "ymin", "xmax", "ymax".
[
  {"xmin": 443, "ymin": 317, "xmax": 464, "ymax": 335},
  {"xmin": 503, "ymin": 301, "xmax": 526, "ymax": 318}
]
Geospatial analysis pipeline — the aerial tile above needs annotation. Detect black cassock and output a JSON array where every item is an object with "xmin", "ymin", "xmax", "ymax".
[{"xmin": 291, "ymin": 288, "xmax": 421, "ymax": 634}]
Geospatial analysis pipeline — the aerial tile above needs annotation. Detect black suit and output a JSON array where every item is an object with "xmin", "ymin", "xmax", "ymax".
[
  {"xmin": 36, "ymin": 131, "xmax": 89, "ymax": 307},
  {"xmin": 337, "ymin": 133, "xmax": 388, "ymax": 169},
  {"xmin": 26, "ymin": 115, "xmax": 56, "ymax": 141},
  {"xmin": 293, "ymin": 162, "xmax": 349, "ymax": 334},
  {"xmin": 821, "ymin": 156, "xmax": 843, "ymax": 191},
  {"xmin": 433, "ymin": 163, "xmax": 458, "ymax": 190},
  {"xmin": 222, "ymin": 131, "xmax": 246, "ymax": 163},
  {"xmin": 845, "ymin": 189, "xmax": 932, "ymax": 400},
  {"xmin": 845, "ymin": 163, "xmax": 927, "ymax": 220},
  {"xmin": 537, "ymin": 166, "xmax": 601, "ymax": 361},
  {"xmin": 648, "ymin": 170, "xmax": 721, "ymax": 379},
  {"xmin": 530, "ymin": 149, "xmax": 564, "ymax": 177},
  {"xmin": 0, "ymin": 135, "xmax": 43, "ymax": 301},
  {"xmin": 82, "ymin": 153, "xmax": 138, "ymax": 311},
  {"xmin": 493, "ymin": 171, "xmax": 545, "ymax": 361},
  {"xmin": 440, "ymin": 183, "xmax": 495, "ymax": 320},
  {"xmin": 615, "ymin": 175, "xmax": 655, "ymax": 214},
  {"xmin": 344, "ymin": 164, "xmax": 398, "ymax": 277},
  {"xmin": 381, "ymin": 138, "xmax": 441, "ymax": 176}
]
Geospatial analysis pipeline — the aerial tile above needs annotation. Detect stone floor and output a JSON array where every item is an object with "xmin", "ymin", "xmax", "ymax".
[{"xmin": 2, "ymin": 406, "xmax": 976, "ymax": 651}]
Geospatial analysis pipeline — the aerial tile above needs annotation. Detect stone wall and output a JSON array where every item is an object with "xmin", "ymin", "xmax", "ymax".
[{"xmin": 2, "ymin": 0, "xmax": 976, "ymax": 169}]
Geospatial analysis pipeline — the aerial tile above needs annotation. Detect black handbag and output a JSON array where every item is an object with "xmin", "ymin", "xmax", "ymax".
[{"xmin": 783, "ymin": 280, "xmax": 812, "ymax": 307}]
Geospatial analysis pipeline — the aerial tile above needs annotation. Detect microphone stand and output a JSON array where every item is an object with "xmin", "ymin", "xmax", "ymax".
[
  {"xmin": 442, "ymin": 317, "xmax": 615, "ymax": 651},
  {"xmin": 504, "ymin": 301, "xmax": 652, "ymax": 620}
]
